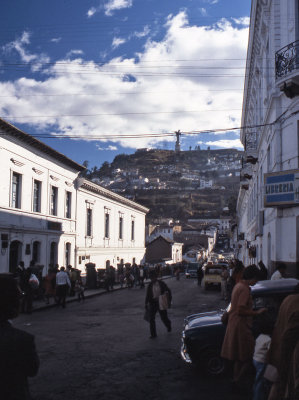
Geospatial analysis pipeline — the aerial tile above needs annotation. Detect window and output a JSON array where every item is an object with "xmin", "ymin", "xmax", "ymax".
[
  {"xmin": 105, "ymin": 212, "xmax": 110, "ymax": 238},
  {"xmin": 33, "ymin": 180, "xmax": 41, "ymax": 212},
  {"xmin": 11, "ymin": 172, "xmax": 21, "ymax": 208},
  {"xmin": 50, "ymin": 186, "xmax": 58, "ymax": 216},
  {"xmin": 32, "ymin": 241, "xmax": 41, "ymax": 263},
  {"xmin": 131, "ymin": 218, "xmax": 135, "ymax": 241},
  {"xmin": 65, "ymin": 242, "xmax": 71, "ymax": 266},
  {"xmin": 50, "ymin": 242, "xmax": 58, "ymax": 267},
  {"xmin": 119, "ymin": 214, "xmax": 123, "ymax": 239},
  {"xmin": 65, "ymin": 191, "xmax": 72, "ymax": 219},
  {"xmin": 86, "ymin": 208, "xmax": 92, "ymax": 237}
]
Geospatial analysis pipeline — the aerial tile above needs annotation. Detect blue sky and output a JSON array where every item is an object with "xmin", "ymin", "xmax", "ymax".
[{"xmin": 0, "ymin": 0, "xmax": 251, "ymax": 168}]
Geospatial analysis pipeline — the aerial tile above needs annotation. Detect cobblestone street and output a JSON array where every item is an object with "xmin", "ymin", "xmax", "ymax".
[{"xmin": 14, "ymin": 278, "xmax": 249, "ymax": 400}]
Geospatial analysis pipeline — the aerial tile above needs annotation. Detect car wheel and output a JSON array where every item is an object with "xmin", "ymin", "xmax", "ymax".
[{"xmin": 202, "ymin": 349, "xmax": 226, "ymax": 376}]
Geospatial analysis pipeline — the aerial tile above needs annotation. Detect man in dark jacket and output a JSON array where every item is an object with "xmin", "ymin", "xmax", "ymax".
[
  {"xmin": 145, "ymin": 270, "xmax": 172, "ymax": 338},
  {"xmin": 0, "ymin": 274, "xmax": 39, "ymax": 400}
]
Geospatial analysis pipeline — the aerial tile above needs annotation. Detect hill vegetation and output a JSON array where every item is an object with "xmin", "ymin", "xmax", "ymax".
[{"xmin": 82, "ymin": 148, "xmax": 243, "ymax": 222}]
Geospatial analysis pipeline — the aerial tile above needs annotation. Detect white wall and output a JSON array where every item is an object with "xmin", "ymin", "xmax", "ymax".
[
  {"xmin": 0, "ymin": 128, "xmax": 79, "ymax": 274},
  {"xmin": 237, "ymin": 0, "xmax": 299, "ymax": 275},
  {"xmin": 75, "ymin": 181, "xmax": 147, "ymax": 272}
]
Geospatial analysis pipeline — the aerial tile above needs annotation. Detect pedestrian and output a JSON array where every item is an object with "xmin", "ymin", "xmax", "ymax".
[
  {"xmin": 118, "ymin": 267, "xmax": 125, "ymax": 288},
  {"xmin": 270, "ymin": 262, "xmax": 287, "ymax": 280},
  {"xmin": 252, "ymin": 316, "xmax": 274, "ymax": 400},
  {"xmin": 69, "ymin": 266, "xmax": 77, "ymax": 296},
  {"xmin": 227, "ymin": 260, "xmax": 245, "ymax": 302},
  {"xmin": 221, "ymin": 265, "xmax": 267, "ymax": 393},
  {"xmin": 220, "ymin": 266, "xmax": 229, "ymax": 301},
  {"xmin": 22, "ymin": 267, "xmax": 38, "ymax": 314},
  {"xmin": 257, "ymin": 260, "xmax": 268, "ymax": 280},
  {"xmin": 145, "ymin": 270, "xmax": 172, "ymax": 338},
  {"xmin": 197, "ymin": 266, "xmax": 203, "ymax": 287},
  {"xmin": 56, "ymin": 267, "xmax": 71, "ymax": 308},
  {"xmin": 267, "ymin": 288, "xmax": 299, "ymax": 400},
  {"xmin": 0, "ymin": 273, "xmax": 39, "ymax": 400},
  {"xmin": 139, "ymin": 266, "xmax": 145, "ymax": 288},
  {"xmin": 15, "ymin": 261, "xmax": 26, "ymax": 291},
  {"xmin": 75, "ymin": 276, "xmax": 85, "ymax": 302},
  {"xmin": 108, "ymin": 266, "xmax": 115, "ymax": 290},
  {"xmin": 43, "ymin": 268, "xmax": 56, "ymax": 305}
]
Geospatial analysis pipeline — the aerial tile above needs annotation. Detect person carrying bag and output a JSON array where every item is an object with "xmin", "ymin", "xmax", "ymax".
[{"xmin": 145, "ymin": 271, "xmax": 172, "ymax": 338}]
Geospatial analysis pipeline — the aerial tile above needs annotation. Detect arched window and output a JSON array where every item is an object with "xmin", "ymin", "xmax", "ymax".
[
  {"xmin": 9, "ymin": 240, "xmax": 22, "ymax": 273},
  {"xmin": 32, "ymin": 241, "xmax": 41, "ymax": 264},
  {"xmin": 50, "ymin": 242, "xmax": 58, "ymax": 267}
]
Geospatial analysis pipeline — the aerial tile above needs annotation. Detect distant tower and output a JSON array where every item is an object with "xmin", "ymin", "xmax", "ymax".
[{"xmin": 175, "ymin": 130, "xmax": 181, "ymax": 153}]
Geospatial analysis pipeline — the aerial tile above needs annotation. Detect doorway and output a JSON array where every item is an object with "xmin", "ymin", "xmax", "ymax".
[{"xmin": 9, "ymin": 240, "xmax": 22, "ymax": 273}]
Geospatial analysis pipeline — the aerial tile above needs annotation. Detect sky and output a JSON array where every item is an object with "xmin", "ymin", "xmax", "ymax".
[{"xmin": 0, "ymin": 0, "xmax": 251, "ymax": 168}]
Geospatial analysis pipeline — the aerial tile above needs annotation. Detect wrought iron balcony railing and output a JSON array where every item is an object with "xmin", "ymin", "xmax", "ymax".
[{"xmin": 276, "ymin": 40, "xmax": 299, "ymax": 79}]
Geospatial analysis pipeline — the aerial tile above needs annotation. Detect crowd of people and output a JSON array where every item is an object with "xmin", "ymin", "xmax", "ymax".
[
  {"xmin": 14, "ymin": 262, "xmax": 85, "ymax": 312},
  {"xmin": 219, "ymin": 261, "xmax": 299, "ymax": 400},
  {"xmin": 13, "ymin": 261, "xmax": 158, "ymax": 312}
]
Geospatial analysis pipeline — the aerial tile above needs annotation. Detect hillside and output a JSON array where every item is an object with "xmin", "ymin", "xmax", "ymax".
[{"xmin": 84, "ymin": 148, "xmax": 243, "ymax": 222}]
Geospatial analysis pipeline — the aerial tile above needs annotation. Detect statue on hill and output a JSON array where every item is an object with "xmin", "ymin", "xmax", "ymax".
[{"xmin": 175, "ymin": 130, "xmax": 181, "ymax": 153}]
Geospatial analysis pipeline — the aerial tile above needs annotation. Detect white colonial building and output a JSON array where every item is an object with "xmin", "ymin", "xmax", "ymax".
[
  {"xmin": 0, "ymin": 118, "xmax": 148, "ymax": 275},
  {"xmin": 237, "ymin": 0, "xmax": 299, "ymax": 278},
  {"xmin": 76, "ymin": 179, "xmax": 149, "ymax": 269}
]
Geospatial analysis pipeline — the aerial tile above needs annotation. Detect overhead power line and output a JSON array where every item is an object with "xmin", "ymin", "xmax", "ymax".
[{"xmin": 0, "ymin": 120, "xmax": 278, "ymax": 141}]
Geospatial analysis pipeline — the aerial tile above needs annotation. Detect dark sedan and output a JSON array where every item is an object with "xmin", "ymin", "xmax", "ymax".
[{"xmin": 181, "ymin": 278, "xmax": 299, "ymax": 376}]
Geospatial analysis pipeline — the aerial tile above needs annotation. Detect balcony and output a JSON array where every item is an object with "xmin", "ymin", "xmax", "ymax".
[{"xmin": 276, "ymin": 40, "xmax": 299, "ymax": 98}]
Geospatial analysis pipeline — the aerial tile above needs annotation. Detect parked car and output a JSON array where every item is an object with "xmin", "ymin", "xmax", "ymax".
[
  {"xmin": 181, "ymin": 278, "xmax": 299, "ymax": 376},
  {"xmin": 203, "ymin": 263, "xmax": 227, "ymax": 289},
  {"xmin": 185, "ymin": 263, "xmax": 200, "ymax": 279}
]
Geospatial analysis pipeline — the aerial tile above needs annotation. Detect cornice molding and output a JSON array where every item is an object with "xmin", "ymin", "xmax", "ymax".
[{"xmin": 81, "ymin": 180, "xmax": 149, "ymax": 214}]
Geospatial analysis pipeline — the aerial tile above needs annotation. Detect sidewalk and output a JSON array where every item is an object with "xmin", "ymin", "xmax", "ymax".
[{"xmin": 32, "ymin": 275, "xmax": 173, "ymax": 312}]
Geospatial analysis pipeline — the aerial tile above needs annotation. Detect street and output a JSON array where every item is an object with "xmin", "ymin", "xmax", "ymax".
[{"xmin": 15, "ymin": 278, "xmax": 248, "ymax": 400}]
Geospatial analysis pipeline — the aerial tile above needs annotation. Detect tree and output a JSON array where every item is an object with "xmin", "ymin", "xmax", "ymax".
[{"xmin": 99, "ymin": 161, "xmax": 111, "ymax": 177}]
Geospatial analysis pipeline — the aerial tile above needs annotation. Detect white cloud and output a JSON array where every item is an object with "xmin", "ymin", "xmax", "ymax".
[
  {"xmin": 0, "ymin": 12, "xmax": 249, "ymax": 150},
  {"xmin": 97, "ymin": 145, "xmax": 118, "ymax": 151},
  {"xmin": 2, "ymin": 31, "xmax": 50, "ymax": 70},
  {"xmin": 203, "ymin": 0, "xmax": 219, "ymax": 4},
  {"xmin": 50, "ymin": 37, "xmax": 61, "ymax": 43},
  {"xmin": 104, "ymin": 0, "xmax": 133, "ymax": 16},
  {"xmin": 199, "ymin": 139, "xmax": 243, "ymax": 149},
  {"xmin": 233, "ymin": 17, "xmax": 250, "ymax": 26},
  {"xmin": 131, "ymin": 25, "xmax": 150, "ymax": 39},
  {"xmin": 199, "ymin": 8, "xmax": 207, "ymax": 16},
  {"xmin": 112, "ymin": 37, "xmax": 126, "ymax": 50},
  {"xmin": 87, "ymin": 6, "xmax": 98, "ymax": 18},
  {"xmin": 66, "ymin": 49, "xmax": 84, "ymax": 58}
]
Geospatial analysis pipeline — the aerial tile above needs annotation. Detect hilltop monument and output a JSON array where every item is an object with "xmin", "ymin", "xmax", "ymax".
[{"xmin": 175, "ymin": 130, "xmax": 181, "ymax": 153}]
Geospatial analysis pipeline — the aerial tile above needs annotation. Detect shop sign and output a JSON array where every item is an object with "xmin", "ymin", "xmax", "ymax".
[{"xmin": 264, "ymin": 169, "xmax": 299, "ymax": 207}]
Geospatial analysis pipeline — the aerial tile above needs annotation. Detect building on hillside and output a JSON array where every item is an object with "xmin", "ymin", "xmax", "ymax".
[
  {"xmin": 199, "ymin": 179, "xmax": 213, "ymax": 189},
  {"xmin": 237, "ymin": 0, "xmax": 299, "ymax": 277},
  {"xmin": 188, "ymin": 218, "xmax": 231, "ymax": 234},
  {"xmin": 146, "ymin": 223, "xmax": 182, "ymax": 242},
  {"xmin": 0, "ymin": 118, "xmax": 148, "ymax": 275},
  {"xmin": 174, "ymin": 230, "xmax": 215, "ymax": 259},
  {"xmin": 145, "ymin": 235, "xmax": 183, "ymax": 265}
]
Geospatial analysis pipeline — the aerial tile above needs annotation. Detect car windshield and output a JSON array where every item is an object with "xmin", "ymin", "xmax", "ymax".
[
  {"xmin": 253, "ymin": 294, "xmax": 286, "ymax": 313},
  {"xmin": 205, "ymin": 268, "xmax": 222, "ymax": 275}
]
